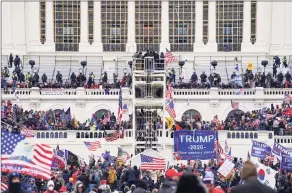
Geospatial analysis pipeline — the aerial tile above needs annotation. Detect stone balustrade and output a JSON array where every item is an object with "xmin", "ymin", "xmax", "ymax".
[{"xmin": 3, "ymin": 87, "xmax": 292, "ymax": 98}]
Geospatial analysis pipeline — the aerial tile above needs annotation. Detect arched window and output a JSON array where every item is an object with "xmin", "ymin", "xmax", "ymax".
[
  {"xmin": 182, "ymin": 109, "xmax": 202, "ymax": 122},
  {"xmin": 94, "ymin": 133, "xmax": 98, "ymax": 138},
  {"xmin": 254, "ymin": 133, "xmax": 258, "ymax": 139},
  {"xmin": 236, "ymin": 132, "xmax": 240, "ymax": 138},
  {"xmin": 94, "ymin": 109, "xmax": 110, "ymax": 120},
  {"xmin": 268, "ymin": 133, "xmax": 273, "ymax": 139},
  {"xmin": 64, "ymin": 132, "xmax": 67, "ymax": 138},
  {"xmin": 232, "ymin": 133, "xmax": 235, "ymax": 139},
  {"xmin": 240, "ymin": 132, "xmax": 244, "ymax": 138},
  {"xmin": 250, "ymin": 132, "xmax": 253, "ymax": 139},
  {"xmin": 216, "ymin": 1, "xmax": 244, "ymax": 51},
  {"xmin": 45, "ymin": 132, "xmax": 49, "ymax": 138},
  {"xmin": 90, "ymin": 132, "xmax": 93, "ymax": 138},
  {"xmin": 245, "ymin": 132, "xmax": 249, "ymax": 139},
  {"xmin": 226, "ymin": 110, "xmax": 244, "ymax": 119},
  {"xmin": 81, "ymin": 132, "xmax": 85, "ymax": 138},
  {"xmin": 76, "ymin": 132, "xmax": 80, "ymax": 138},
  {"xmin": 37, "ymin": 132, "xmax": 41, "ymax": 138},
  {"xmin": 59, "ymin": 132, "xmax": 63, "ymax": 138},
  {"xmin": 55, "ymin": 132, "xmax": 59, "ymax": 138},
  {"xmin": 227, "ymin": 132, "xmax": 231, "ymax": 138},
  {"xmin": 50, "ymin": 132, "xmax": 54, "ymax": 138},
  {"xmin": 41, "ymin": 132, "xmax": 45, "ymax": 138}
]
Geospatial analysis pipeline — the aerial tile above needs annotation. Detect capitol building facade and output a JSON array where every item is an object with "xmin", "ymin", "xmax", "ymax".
[{"xmin": 2, "ymin": 1, "xmax": 292, "ymax": 161}]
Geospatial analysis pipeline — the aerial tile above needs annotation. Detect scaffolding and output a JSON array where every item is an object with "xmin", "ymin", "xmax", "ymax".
[{"xmin": 132, "ymin": 57, "xmax": 166, "ymax": 154}]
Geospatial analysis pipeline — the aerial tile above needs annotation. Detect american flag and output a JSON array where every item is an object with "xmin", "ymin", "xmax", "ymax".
[
  {"xmin": 140, "ymin": 154, "xmax": 166, "ymax": 170},
  {"xmin": 105, "ymin": 130, "xmax": 121, "ymax": 142},
  {"xmin": 1, "ymin": 131, "xmax": 53, "ymax": 180},
  {"xmin": 166, "ymin": 100, "xmax": 176, "ymax": 118},
  {"xmin": 231, "ymin": 101, "xmax": 239, "ymax": 110},
  {"xmin": 165, "ymin": 83, "xmax": 173, "ymax": 100},
  {"xmin": 223, "ymin": 148, "xmax": 233, "ymax": 161},
  {"xmin": 83, "ymin": 141, "xmax": 101, "ymax": 151},
  {"xmin": 1, "ymin": 182, "xmax": 8, "ymax": 192},
  {"xmin": 284, "ymin": 94, "xmax": 292, "ymax": 104},
  {"xmin": 165, "ymin": 48, "xmax": 177, "ymax": 64},
  {"xmin": 102, "ymin": 110, "xmax": 111, "ymax": 125},
  {"xmin": 118, "ymin": 87, "xmax": 123, "ymax": 123},
  {"xmin": 21, "ymin": 128, "xmax": 35, "ymax": 138}
]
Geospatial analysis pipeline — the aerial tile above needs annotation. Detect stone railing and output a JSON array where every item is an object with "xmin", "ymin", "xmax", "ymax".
[{"xmin": 3, "ymin": 87, "xmax": 292, "ymax": 97}]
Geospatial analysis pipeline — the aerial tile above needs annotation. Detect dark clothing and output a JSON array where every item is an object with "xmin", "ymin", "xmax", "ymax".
[
  {"xmin": 158, "ymin": 179, "xmax": 177, "ymax": 193},
  {"xmin": 62, "ymin": 171, "xmax": 71, "ymax": 184},
  {"xmin": 125, "ymin": 168, "xmax": 138, "ymax": 183},
  {"xmin": 132, "ymin": 187, "xmax": 147, "ymax": 193},
  {"xmin": 77, "ymin": 174, "xmax": 89, "ymax": 190},
  {"xmin": 230, "ymin": 178, "xmax": 275, "ymax": 193}
]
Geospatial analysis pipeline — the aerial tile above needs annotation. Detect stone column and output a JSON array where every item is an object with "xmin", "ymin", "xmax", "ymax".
[
  {"xmin": 44, "ymin": 1, "xmax": 55, "ymax": 52},
  {"xmin": 92, "ymin": 0, "xmax": 103, "ymax": 52},
  {"xmin": 207, "ymin": 1, "xmax": 217, "ymax": 52},
  {"xmin": 11, "ymin": 2, "xmax": 26, "ymax": 54},
  {"xmin": 79, "ymin": 1, "xmax": 91, "ymax": 52},
  {"xmin": 2, "ymin": 2, "xmax": 13, "ymax": 54},
  {"xmin": 241, "ymin": 0, "xmax": 253, "ymax": 52},
  {"xmin": 159, "ymin": 0, "xmax": 170, "ymax": 52},
  {"xmin": 193, "ymin": 1, "xmax": 205, "ymax": 52},
  {"xmin": 126, "ymin": 0, "xmax": 136, "ymax": 53},
  {"xmin": 26, "ymin": 2, "xmax": 42, "ymax": 53},
  {"xmin": 254, "ymin": 2, "xmax": 270, "ymax": 53}
]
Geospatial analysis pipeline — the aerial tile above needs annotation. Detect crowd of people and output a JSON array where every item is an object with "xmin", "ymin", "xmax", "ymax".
[
  {"xmin": 3, "ymin": 152, "xmax": 290, "ymax": 193},
  {"xmin": 2, "ymin": 54, "xmax": 292, "ymax": 91},
  {"xmin": 173, "ymin": 101, "xmax": 292, "ymax": 136},
  {"xmin": 0, "ymin": 100, "xmax": 132, "ymax": 134}
]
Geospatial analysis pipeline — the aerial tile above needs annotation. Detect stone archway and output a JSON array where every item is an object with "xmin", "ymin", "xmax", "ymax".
[
  {"xmin": 182, "ymin": 109, "xmax": 202, "ymax": 121},
  {"xmin": 94, "ymin": 109, "xmax": 110, "ymax": 120},
  {"xmin": 226, "ymin": 109, "xmax": 245, "ymax": 119}
]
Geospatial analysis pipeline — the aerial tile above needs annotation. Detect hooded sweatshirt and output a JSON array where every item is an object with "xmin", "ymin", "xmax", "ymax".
[
  {"xmin": 71, "ymin": 181, "xmax": 85, "ymax": 193},
  {"xmin": 3, "ymin": 173, "xmax": 26, "ymax": 193},
  {"xmin": 43, "ymin": 181, "xmax": 58, "ymax": 193}
]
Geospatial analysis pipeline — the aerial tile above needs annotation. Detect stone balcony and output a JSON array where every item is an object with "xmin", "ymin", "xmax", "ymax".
[{"xmin": 2, "ymin": 87, "xmax": 292, "ymax": 121}]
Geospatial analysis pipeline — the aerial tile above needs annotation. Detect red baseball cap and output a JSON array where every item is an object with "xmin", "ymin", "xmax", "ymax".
[{"xmin": 165, "ymin": 169, "xmax": 183, "ymax": 178}]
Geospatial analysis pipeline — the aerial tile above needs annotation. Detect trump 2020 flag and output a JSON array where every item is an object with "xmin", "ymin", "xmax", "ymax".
[
  {"xmin": 1, "ymin": 131, "xmax": 53, "ymax": 180},
  {"xmin": 272, "ymin": 142, "xmax": 290, "ymax": 159},
  {"xmin": 251, "ymin": 140, "xmax": 272, "ymax": 159},
  {"xmin": 254, "ymin": 161, "xmax": 277, "ymax": 189},
  {"xmin": 281, "ymin": 154, "xmax": 292, "ymax": 171}
]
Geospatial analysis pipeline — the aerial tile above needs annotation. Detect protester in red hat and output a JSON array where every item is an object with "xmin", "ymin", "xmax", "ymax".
[
  {"xmin": 159, "ymin": 169, "xmax": 181, "ymax": 193},
  {"xmin": 58, "ymin": 186, "xmax": 67, "ymax": 193}
]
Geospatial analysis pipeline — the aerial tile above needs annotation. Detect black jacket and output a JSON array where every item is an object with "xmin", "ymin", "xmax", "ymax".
[
  {"xmin": 230, "ymin": 178, "xmax": 275, "ymax": 193},
  {"xmin": 77, "ymin": 173, "xmax": 90, "ymax": 189},
  {"xmin": 158, "ymin": 179, "xmax": 177, "ymax": 193},
  {"xmin": 125, "ymin": 168, "xmax": 138, "ymax": 182}
]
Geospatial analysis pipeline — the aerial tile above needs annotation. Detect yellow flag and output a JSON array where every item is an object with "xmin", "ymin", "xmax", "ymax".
[
  {"xmin": 247, "ymin": 62, "xmax": 253, "ymax": 71},
  {"xmin": 165, "ymin": 117, "xmax": 174, "ymax": 129}
]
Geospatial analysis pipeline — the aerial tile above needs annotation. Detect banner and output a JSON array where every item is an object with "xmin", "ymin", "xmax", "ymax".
[
  {"xmin": 251, "ymin": 140, "xmax": 271, "ymax": 159},
  {"xmin": 218, "ymin": 160, "xmax": 235, "ymax": 177},
  {"xmin": 281, "ymin": 154, "xmax": 292, "ymax": 171},
  {"xmin": 173, "ymin": 130, "xmax": 217, "ymax": 160},
  {"xmin": 231, "ymin": 75, "xmax": 243, "ymax": 87},
  {"xmin": 51, "ymin": 155, "xmax": 65, "ymax": 169},
  {"xmin": 254, "ymin": 161, "xmax": 277, "ymax": 189},
  {"xmin": 272, "ymin": 142, "xmax": 290, "ymax": 159}
]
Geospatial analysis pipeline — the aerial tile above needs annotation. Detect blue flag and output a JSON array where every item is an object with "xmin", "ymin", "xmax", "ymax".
[
  {"xmin": 174, "ymin": 130, "xmax": 218, "ymax": 160},
  {"xmin": 281, "ymin": 154, "xmax": 292, "ymax": 171},
  {"xmin": 251, "ymin": 140, "xmax": 272, "ymax": 159},
  {"xmin": 272, "ymin": 142, "xmax": 290, "ymax": 159}
]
